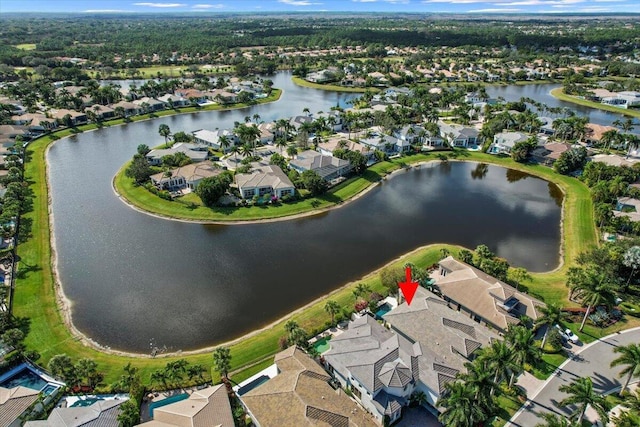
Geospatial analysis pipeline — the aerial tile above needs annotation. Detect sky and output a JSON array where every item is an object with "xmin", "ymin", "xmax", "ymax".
[{"xmin": 0, "ymin": 0, "xmax": 638, "ymax": 15}]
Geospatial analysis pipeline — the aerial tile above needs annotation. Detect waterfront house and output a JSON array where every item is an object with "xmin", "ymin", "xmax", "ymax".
[
  {"xmin": 157, "ymin": 94, "xmax": 190, "ymax": 108},
  {"xmin": 25, "ymin": 397, "xmax": 129, "ymax": 427},
  {"xmin": 323, "ymin": 314, "xmax": 421, "ymax": 424},
  {"xmin": 132, "ymin": 97, "xmax": 166, "ymax": 112},
  {"xmin": 110, "ymin": 101, "xmax": 142, "ymax": 118},
  {"xmin": 0, "ymin": 386, "xmax": 40, "ymax": 427},
  {"xmin": 383, "ymin": 287, "xmax": 500, "ymax": 410},
  {"xmin": 583, "ymin": 123, "xmax": 618, "ymax": 147},
  {"xmin": 438, "ymin": 122, "xmax": 479, "ymax": 148},
  {"xmin": 150, "ymin": 162, "xmax": 223, "ymax": 191},
  {"xmin": 531, "ymin": 142, "xmax": 571, "ymax": 166},
  {"xmin": 137, "ymin": 385, "xmax": 233, "ymax": 427},
  {"xmin": 433, "ymin": 256, "xmax": 546, "ymax": 332},
  {"xmin": 289, "ymin": 150, "xmax": 353, "ymax": 181},
  {"xmin": 145, "ymin": 143, "xmax": 209, "ymax": 166},
  {"xmin": 86, "ymin": 105, "xmax": 115, "ymax": 121},
  {"xmin": 49, "ymin": 109, "xmax": 87, "ymax": 126},
  {"xmin": 490, "ymin": 131, "xmax": 530, "ymax": 155},
  {"xmin": 11, "ymin": 113, "xmax": 57, "ymax": 133},
  {"xmin": 241, "ymin": 346, "xmax": 378, "ymax": 427},
  {"xmin": 192, "ymin": 129, "xmax": 238, "ymax": 151},
  {"xmin": 235, "ymin": 165, "xmax": 295, "ymax": 199}
]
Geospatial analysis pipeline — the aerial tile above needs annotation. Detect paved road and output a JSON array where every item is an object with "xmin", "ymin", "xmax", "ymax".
[{"xmin": 508, "ymin": 327, "xmax": 640, "ymax": 427}]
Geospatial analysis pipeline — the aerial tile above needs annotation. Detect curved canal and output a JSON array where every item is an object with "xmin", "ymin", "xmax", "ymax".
[{"xmin": 49, "ymin": 74, "xmax": 595, "ymax": 353}]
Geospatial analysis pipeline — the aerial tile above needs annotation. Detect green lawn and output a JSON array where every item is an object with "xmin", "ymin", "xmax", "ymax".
[
  {"xmin": 551, "ymin": 88, "xmax": 640, "ymax": 119},
  {"xmin": 15, "ymin": 43, "xmax": 36, "ymax": 50}
]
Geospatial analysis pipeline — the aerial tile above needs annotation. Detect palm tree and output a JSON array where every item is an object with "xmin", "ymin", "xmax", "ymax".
[
  {"xmin": 610, "ymin": 343, "xmax": 640, "ymax": 396},
  {"xmin": 324, "ymin": 300, "xmax": 340, "ymax": 325},
  {"xmin": 461, "ymin": 359, "xmax": 497, "ymax": 410},
  {"xmin": 535, "ymin": 412, "xmax": 579, "ymax": 427},
  {"xmin": 574, "ymin": 281, "xmax": 617, "ymax": 331},
  {"xmin": 150, "ymin": 369, "xmax": 169, "ymax": 390},
  {"xmin": 559, "ymin": 377, "xmax": 610, "ymax": 425},
  {"xmin": 158, "ymin": 124, "xmax": 171, "ymax": 148},
  {"xmin": 505, "ymin": 325, "xmax": 541, "ymax": 387},
  {"xmin": 479, "ymin": 340, "xmax": 520, "ymax": 394},
  {"xmin": 535, "ymin": 302, "xmax": 567, "ymax": 349},
  {"xmin": 212, "ymin": 346, "xmax": 232, "ymax": 380},
  {"xmin": 240, "ymin": 144, "xmax": 253, "ymax": 158},
  {"xmin": 439, "ymin": 381, "xmax": 489, "ymax": 427},
  {"xmin": 219, "ymin": 135, "xmax": 231, "ymax": 153},
  {"xmin": 352, "ymin": 283, "xmax": 371, "ymax": 301}
]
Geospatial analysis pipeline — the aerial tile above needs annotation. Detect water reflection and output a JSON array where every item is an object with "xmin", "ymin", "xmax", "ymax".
[
  {"xmin": 506, "ymin": 168, "xmax": 530, "ymax": 183},
  {"xmin": 471, "ymin": 163, "xmax": 489, "ymax": 180}
]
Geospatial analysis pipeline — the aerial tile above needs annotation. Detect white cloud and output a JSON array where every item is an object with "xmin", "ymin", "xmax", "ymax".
[
  {"xmin": 352, "ymin": 0, "xmax": 379, "ymax": 2},
  {"xmin": 278, "ymin": 0, "xmax": 322, "ymax": 5},
  {"xmin": 133, "ymin": 2, "xmax": 186, "ymax": 7},
  {"xmin": 577, "ymin": 5, "xmax": 613, "ymax": 10},
  {"xmin": 192, "ymin": 3, "xmax": 225, "ymax": 8},
  {"xmin": 594, "ymin": 0, "xmax": 626, "ymax": 2},
  {"xmin": 467, "ymin": 7, "xmax": 524, "ymax": 11}
]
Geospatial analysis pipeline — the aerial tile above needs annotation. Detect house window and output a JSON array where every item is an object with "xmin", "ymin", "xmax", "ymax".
[{"xmin": 351, "ymin": 386, "xmax": 362, "ymax": 399}]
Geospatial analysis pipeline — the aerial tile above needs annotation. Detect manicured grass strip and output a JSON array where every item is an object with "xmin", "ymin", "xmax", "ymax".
[
  {"xmin": 291, "ymin": 76, "xmax": 378, "ymax": 93},
  {"xmin": 551, "ymin": 88, "xmax": 640, "ymax": 119},
  {"xmin": 15, "ymin": 43, "xmax": 36, "ymax": 50}
]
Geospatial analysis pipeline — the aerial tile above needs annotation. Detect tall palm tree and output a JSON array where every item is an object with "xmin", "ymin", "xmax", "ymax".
[
  {"xmin": 610, "ymin": 343, "xmax": 640, "ymax": 396},
  {"xmin": 559, "ymin": 377, "xmax": 610, "ymax": 425},
  {"xmin": 535, "ymin": 302, "xmax": 567, "ymax": 349},
  {"xmin": 324, "ymin": 300, "xmax": 340, "ymax": 325},
  {"xmin": 158, "ymin": 124, "xmax": 171, "ymax": 148},
  {"xmin": 438, "ymin": 381, "xmax": 489, "ymax": 427},
  {"xmin": 352, "ymin": 283, "xmax": 371, "ymax": 301},
  {"xmin": 461, "ymin": 359, "xmax": 497, "ymax": 410},
  {"xmin": 479, "ymin": 340, "xmax": 520, "ymax": 393},
  {"xmin": 212, "ymin": 346, "xmax": 232, "ymax": 380},
  {"xmin": 505, "ymin": 325, "xmax": 541, "ymax": 387},
  {"xmin": 573, "ymin": 281, "xmax": 617, "ymax": 331},
  {"xmin": 535, "ymin": 412, "xmax": 579, "ymax": 427},
  {"xmin": 219, "ymin": 135, "xmax": 231, "ymax": 153}
]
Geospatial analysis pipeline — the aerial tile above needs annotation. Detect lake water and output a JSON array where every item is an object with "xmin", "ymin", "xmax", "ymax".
[{"xmin": 49, "ymin": 73, "xmax": 569, "ymax": 352}]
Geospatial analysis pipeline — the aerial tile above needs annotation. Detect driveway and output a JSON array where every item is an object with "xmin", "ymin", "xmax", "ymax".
[
  {"xmin": 396, "ymin": 406, "xmax": 442, "ymax": 427},
  {"xmin": 508, "ymin": 327, "xmax": 640, "ymax": 427}
]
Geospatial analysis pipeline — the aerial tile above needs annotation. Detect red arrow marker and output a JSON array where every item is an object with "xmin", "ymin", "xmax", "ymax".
[{"xmin": 398, "ymin": 266, "xmax": 419, "ymax": 306}]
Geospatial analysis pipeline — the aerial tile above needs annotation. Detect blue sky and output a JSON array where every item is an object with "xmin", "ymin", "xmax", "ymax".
[{"xmin": 1, "ymin": 0, "xmax": 638, "ymax": 14}]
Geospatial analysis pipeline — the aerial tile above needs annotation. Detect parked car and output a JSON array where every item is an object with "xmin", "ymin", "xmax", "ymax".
[
  {"xmin": 554, "ymin": 324, "xmax": 570, "ymax": 342},
  {"xmin": 564, "ymin": 328, "xmax": 579, "ymax": 344}
]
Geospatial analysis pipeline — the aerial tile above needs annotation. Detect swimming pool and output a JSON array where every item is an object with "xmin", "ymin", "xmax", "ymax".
[
  {"xmin": 237, "ymin": 375, "xmax": 270, "ymax": 396},
  {"xmin": 0, "ymin": 368, "xmax": 47, "ymax": 391},
  {"xmin": 149, "ymin": 393, "xmax": 189, "ymax": 417},
  {"xmin": 312, "ymin": 337, "xmax": 331, "ymax": 354},
  {"xmin": 375, "ymin": 303, "xmax": 392, "ymax": 319},
  {"xmin": 71, "ymin": 396, "xmax": 105, "ymax": 407}
]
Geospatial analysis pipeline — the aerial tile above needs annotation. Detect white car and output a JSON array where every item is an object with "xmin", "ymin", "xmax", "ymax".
[{"xmin": 564, "ymin": 328, "xmax": 579, "ymax": 344}]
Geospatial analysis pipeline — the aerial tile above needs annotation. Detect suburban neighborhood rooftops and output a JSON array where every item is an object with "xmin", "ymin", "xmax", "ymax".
[
  {"xmin": 235, "ymin": 164, "xmax": 294, "ymax": 191},
  {"xmin": 137, "ymin": 385, "xmax": 233, "ymax": 427},
  {"xmin": 242, "ymin": 347, "xmax": 377, "ymax": 427},
  {"xmin": 25, "ymin": 399, "xmax": 127, "ymax": 427},
  {"xmin": 434, "ymin": 256, "xmax": 546, "ymax": 331},
  {"xmin": 0, "ymin": 386, "xmax": 40, "ymax": 427}
]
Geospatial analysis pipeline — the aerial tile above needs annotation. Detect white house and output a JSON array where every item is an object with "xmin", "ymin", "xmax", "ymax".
[
  {"xmin": 439, "ymin": 122, "xmax": 479, "ymax": 147},
  {"xmin": 192, "ymin": 129, "xmax": 238, "ymax": 151},
  {"xmin": 146, "ymin": 143, "xmax": 209, "ymax": 166},
  {"xmin": 490, "ymin": 131, "xmax": 531, "ymax": 154}
]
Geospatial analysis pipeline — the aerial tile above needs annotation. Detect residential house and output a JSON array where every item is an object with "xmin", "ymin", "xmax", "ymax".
[
  {"xmin": 421, "ymin": 130, "xmax": 445, "ymax": 149},
  {"xmin": 86, "ymin": 105, "xmax": 115, "ymax": 121},
  {"xmin": 49, "ymin": 109, "xmax": 88, "ymax": 126},
  {"xmin": 537, "ymin": 117, "xmax": 556, "ymax": 136},
  {"xmin": 241, "ymin": 346, "xmax": 378, "ymax": 427},
  {"xmin": 146, "ymin": 143, "xmax": 209, "ymax": 166},
  {"xmin": 25, "ymin": 398, "xmax": 129, "ymax": 427},
  {"xmin": 235, "ymin": 165, "xmax": 295, "ymax": 199},
  {"xmin": 583, "ymin": 124, "xmax": 618, "ymax": 147},
  {"xmin": 150, "ymin": 162, "xmax": 223, "ymax": 191},
  {"xmin": 433, "ymin": 256, "xmax": 546, "ymax": 332},
  {"xmin": 206, "ymin": 89, "xmax": 238, "ymax": 105},
  {"xmin": 614, "ymin": 197, "xmax": 640, "ymax": 222},
  {"xmin": 531, "ymin": 142, "xmax": 571, "ymax": 166},
  {"xmin": 133, "ymin": 97, "xmax": 166, "ymax": 112},
  {"xmin": 157, "ymin": 94, "xmax": 190, "ymax": 108},
  {"xmin": 192, "ymin": 129, "xmax": 238, "ymax": 151},
  {"xmin": 317, "ymin": 137, "xmax": 373, "ymax": 161},
  {"xmin": 464, "ymin": 92, "xmax": 488, "ymax": 105},
  {"xmin": 394, "ymin": 125, "xmax": 423, "ymax": 145},
  {"xmin": 0, "ymin": 386, "xmax": 40, "ymax": 427},
  {"xmin": 305, "ymin": 69, "xmax": 334, "ymax": 84},
  {"xmin": 110, "ymin": 101, "xmax": 142, "ymax": 118},
  {"xmin": 290, "ymin": 150, "xmax": 353, "ymax": 181},
  {"xmin": 315, "ymin": 111, "xmax": 344, "ymax": 132},
  {"xmin": 438, "ymin": 122, "xmax": 479, "ymax": 148},
  {"xmin": 490, "ymin": 131, "xmax": 530, "ymax": 155},
  {"xmin": 323, "ymin": 315, "xmax": 422, "ymax": 424},
  {"xmin": 591, "ymin": 154, "xmax": 636, "ymax": 168},
  {"xmin": 289, "ymin": 115, "xmax": 313, "ymax": 132},
  {"xmin": 0, "ymin": 125, "xmax": 30, "ymax": 141},
  {"xmin": 257, "ymin": 123, "xmax": 275, "ymax": 145},
  {"xmin": 11, "ymin": 113, "xmax": 57, "ymax": 133},
  {"xmin": 383, "ymin": 287, "xmax": 500, "ymax": 410},
  {"xmin": 137, "ymin": 385, "xmax": 234, "ymax": 427},
  {"xmin": 174, "ymin": 89, "xmax": 207, "ymax": 104}
]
